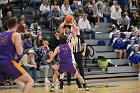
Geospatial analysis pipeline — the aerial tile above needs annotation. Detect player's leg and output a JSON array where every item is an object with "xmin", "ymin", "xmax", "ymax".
[
  {"xmin": 69, "ymin": 65, "xmax": 90, "ymax": 91},
  {"xmin": 14, "ymin": 73, "xmax": 34, "ymax": 93}
]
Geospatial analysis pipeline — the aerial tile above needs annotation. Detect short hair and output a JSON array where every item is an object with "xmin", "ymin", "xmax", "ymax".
[
  {"xmin": 59, "ymin": 35, "xmax": 67, "ymax": 44},
  {"xmin": 7, "ymin": 17, "xmax": 18, "ymax": 29},
  {"xmin": 63, "ymin": 24, "xmax": 71, "ymax": 29}
]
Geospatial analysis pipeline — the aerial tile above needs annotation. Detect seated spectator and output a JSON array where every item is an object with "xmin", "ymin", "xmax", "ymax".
[
  {"xmin": 73, "ymin": 4, "xmax": 85, "ymax": 22},
  {"xmin": 50, "ymin": 0, "xmax": 60, "ymax": 11},
  {"xmin": 129, "ymin": 26, "xmax": 138, "ymax": 38},
  {"xmin": 84, "ymin": 4, "xmax": 96, "ymax": 27},
  {"xmin": 117, "ymin": 12, "xmax": 131, "ymax": 31},
  {"xmin": 61, "ymin": 4, "xmax": 73, "ymax": 16},
  {"xmin": 23, "ymin": 34, "xmax": 34, "ymax": 53},
  {"xmin": 128, "ymin": 44, "xmax": 140, "ymax": 78},
  {"xmin": 49, "ymin": 31, "xmax": 60, "ymax": 51},
  {"xmin": 48, "ymin": 5, "xmax": 63, "ymax": 28},
  {"xmin": 29, "ymin": 20, "xmax": 41, "ymax": 37},
  {"xmin": 2, "ymin": 4, "xmax": 13, "ymax": 17},
  {"xmin": 70, "ymin": 0, "xmax": 78, "ymax": 11},
  {"xmin": 112, "ymin": 31, "xmax": 126, "ymax": 59},
  {"xmin": 122, "ymin": 5, "xmax": 130, "ymax": 17},
  {"xmin": 130, "ymin": 12, "xmax": 139, "ymax": 26},
  {"xmin": 110, "ymin": 5, "xmax": 122, "ymax": 29},
  {"xmin": 17, "ymin": 19, "xmax": 28, "ymax": 34},
  {"xmin": 39, "ymin": 0, "xmax": 50, "ymax": 18},
  {"xmin": 110, "ymin": 0, "xmax": 121, "ymax": 12},
  {"xmin": 2, "ymin": 10, "xmax": 13, "ymax": 30},
  {"xmin": 19, "ymin": 15, "xmax": 31, "ymax": 28},
  {"xmin": 78, "ymin": 14, "xmax": 95, "ymax": 39},
  {"xmin": 126, "ymin": 38, "xmax": 135, "ymax": 58},
  {"xmin": 109, "ymin": 25, "xmax": 118, "ymax": 45},
  {"xmin": 34, "ymin": 34, "xmax": 44, "ymax": 50},
  {"xmin": 123, "ymin": 33, "xmax": 131, "ymax": 49},
  {"xmin": 131, "ymin": 31, "xmax": 139, "ymax": 44},
  {"xmin": 128, "ymin": 0, "xmax": 139, "ymax": 12},
  {"xmin": 102, "ymin": 0, "xmax": 111, "ymax": 19},
  {"xmin": 19, "ymin": 50, "xmax": 38, "ymax": 82},
  {"xmin": 96, "ymin": 3, "xmax": 103, "ymax": 21},
  {"xmin": 61, "ymin": 0, "xmax": 70, "ymax": 11},
  {"xmin": 38, "ymin": 41, "xmax": 58, "ymax": 83}
]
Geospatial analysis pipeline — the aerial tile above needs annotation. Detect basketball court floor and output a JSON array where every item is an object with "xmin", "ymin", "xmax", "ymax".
[{"xmin": 0, "ymin": 77, "xmax": 140, "ymax": 93}]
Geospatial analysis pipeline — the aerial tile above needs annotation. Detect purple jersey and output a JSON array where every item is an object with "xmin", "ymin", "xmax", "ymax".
[
  {"xmin": 0, "ymin": 32, "xmax": 16, "ymax": 61},
  {"xmin": 59, "ymin": 43, "xmax": 72, "ymax": 64}
]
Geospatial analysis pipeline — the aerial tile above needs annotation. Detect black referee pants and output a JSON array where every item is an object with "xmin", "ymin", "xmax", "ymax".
[{"xmin": 67, "ymin": 52, "xmax": 85, "ymax": 82}]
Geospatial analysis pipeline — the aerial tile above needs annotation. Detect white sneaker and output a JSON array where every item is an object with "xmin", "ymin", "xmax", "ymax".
[{"xmin": 45, "ymin": 77, "xmax": 50, "ymax": 83}]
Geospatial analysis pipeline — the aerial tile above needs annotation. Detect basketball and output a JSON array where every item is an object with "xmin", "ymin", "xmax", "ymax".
[{"xmin": 65, "ymin": 15, "xmax": 73, "ymax": 23}]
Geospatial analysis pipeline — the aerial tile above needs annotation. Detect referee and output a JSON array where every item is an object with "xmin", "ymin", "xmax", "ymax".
[{"xmin": 67, "ymin": 34, "xmax": 86, "ymax": 88}]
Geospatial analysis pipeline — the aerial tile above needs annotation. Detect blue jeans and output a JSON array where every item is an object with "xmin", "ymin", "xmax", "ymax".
[
  {"xmin": 22, "ymin": 66, "xmax": 37, "ymax": 81},
  {"xmin": 80, "ymin": 29, "xmax": 95, "ymax": 39}
]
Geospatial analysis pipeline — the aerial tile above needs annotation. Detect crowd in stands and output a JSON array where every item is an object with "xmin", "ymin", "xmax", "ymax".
[{"xmin": 0, "ymin": 0, "xmax": 140, "ymax": 83}]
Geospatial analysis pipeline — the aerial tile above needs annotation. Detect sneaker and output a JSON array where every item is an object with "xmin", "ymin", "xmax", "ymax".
[
  {"xmin": 76, "ymin": 78, "xmax": 82, "ymax": 88},
  {"xmin": 50, "ymin": 86, "xmax": 55, "ymax": 92},
  {"xmin": 83, "ymin": 83, "xmax": 90, "ymax": 91},
  {"xmin": 45, "ymin": 77, "xmax": 50, "ymax": 83},
  {"xmin": 59, "ymin": 79, "xmax": 64, "ymax": 89}
]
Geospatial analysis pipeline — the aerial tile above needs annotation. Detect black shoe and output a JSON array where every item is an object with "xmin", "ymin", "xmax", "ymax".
[
  {"xmin": 59, "ymin": 79, "xmax": 64, "ymax": 89},
  {"xmin": 50, "ymin": 86, "xmax": 55, "ymax": 92},
  {"xmin": 76, "ymin": 78, "xmax": 82, "ymax": 88},
  {"xmin": 83, "ymin": 83, "xmax": 90, "ymax": 91},
  {"xmin": 67, "ymin": 81, "xmax": 71, "ymax": 86}
]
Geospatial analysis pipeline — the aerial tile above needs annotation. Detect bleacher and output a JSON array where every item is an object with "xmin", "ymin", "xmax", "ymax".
[{"xmin": 10, "ymin": 1, "xmax": 138, "ymax": 82}]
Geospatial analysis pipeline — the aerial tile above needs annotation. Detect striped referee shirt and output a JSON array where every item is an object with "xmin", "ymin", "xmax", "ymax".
[{"xmin": 67, "ymin": 34, "xmax": 85, "ymax": 53}]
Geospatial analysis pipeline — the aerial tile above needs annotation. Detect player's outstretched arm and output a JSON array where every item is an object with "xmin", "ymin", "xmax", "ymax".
[{"xmin": 48, "ymin": 46, "xmax": 59, "ymax": 63}]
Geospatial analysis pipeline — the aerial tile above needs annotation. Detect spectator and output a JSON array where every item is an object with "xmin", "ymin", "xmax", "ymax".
[
  {"xmin": 131, "ymin": 12, "xmax": 139, "ymax": 26},
  {"xmin": 23, "ymin": 34, "xmax": 33, "ymax": 53},
  {"xmin": 96, "ymin": 3, "xmax": 103, "ymax": 20},
  {"xmin": 50, "ymin": 0, "xmax": 60, "ymax": 11},
  {"xmin": 109, "ymin": 25, "xmax": 118, "ymax": 45},
  {"xmin": 39, "ymin": 0, "xmax": 50, "ymax": 18},
  {"xmin": 17, "ymin": 19, "xmax": 28, "ymax": 34},
  {"xmin": 73, "ymin": 4, "xmax": 85, "ymax": 22},
  {"xmin": 19, "ymin": 15, "xmax": 31, "ymax": 28},
  {"xmin": 128, "ymin": 0, "xmax": 139, "ymax": 11},
  {"xmin": 78, "ymin": 14, "xmax": 95, "ymax": 39},
  {"xmin": 128, "ymin": 44, "xmax": 140, "ymax": 78},
  {"xmin": 112, "ymin": 31, "xmax": 126, "ymax": 59},
  {"xmin": 48, "ymin": 5, "xmax": 63, "ymax": 28},
  {"xmin": 39, "ymin": 41, "xmax": 59, "ymax": 83},
  {"xmin": 49, "ymin": 31, "xmax": 60, "ymax": 51},
  {"xmin": 126, "ymin": 38, "xmax": 135, "ymax": 58},
  {"xmin": 110, "ymin": 5, "xmax": 122, "ymax": 28},
  {"xmin": 131, "ymin": 31, "xmax": 139, "ymax": 44},
  {"xmin": 2, "ymin": 10, "xmax": 13, "ymax": 30},
  {"xmin": 129, "ymin": 26, "xmax": 137, "ymax": 38},
  {"xmin": 19, "ymin": 50, "xmax": 38, "ymax": 82},
  {"xmin": 110, "ymin": 0, "xmax": 120, "ymax": 12},
  {"xmin": 84, "ymin": 4, "xmax": 96, "ymax": 26},
  {"xmin": 70, "ymin": 0, "xmax": 78, "ymax": 11},
  {"xmin": 117, "ymin": 12, "xmax": 131, "ymax": 31},
  {"xmin": 61, "ymin": 0, "xmax": 70, "ymax": 11},
  {"xmin": 122, "ymin": 5, "xmax": 130, "ymax": 17},
  {"xmin": 61, "ymin": 4, "xmax": 73, "ymax": 16},
  {"xmin": 123, "ymin": 33, "xmax": 130, "ymax": 49},
  {"xmin": 34, "ymin": 34, "xmax": 44, "ymax": 50},
  {"xmin": 102, "ymin": 0, "xmax": 111, "ymax": 19},
  {"xmin": 29, "ymin": 20, "xmax": 41, "ymax": 37},
  {"xmin": 2, "ymin": 4, "xmax": 13, "ymax": 17}
]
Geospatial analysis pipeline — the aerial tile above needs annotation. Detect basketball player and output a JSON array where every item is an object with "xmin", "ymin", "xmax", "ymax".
[
  {"xmin": 48, "ymin": 35, "xmax": 89, "ymax": 92},
  {"xmin": 0, "ymin": 17, "xmax": 34, "ymax": 93}
]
